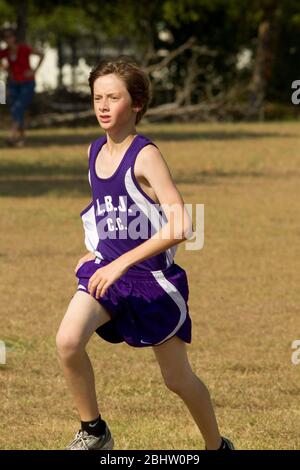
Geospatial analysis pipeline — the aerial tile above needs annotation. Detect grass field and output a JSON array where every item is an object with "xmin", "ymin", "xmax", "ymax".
[{"xmin": 0, "ymin": 122, "xmax": 300, "ymax": 450}]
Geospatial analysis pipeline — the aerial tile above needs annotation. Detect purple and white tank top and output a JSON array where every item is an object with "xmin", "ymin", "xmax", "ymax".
[{"xmin": 80, "ymin": 134, "xmax": 177, "ymax": 272}]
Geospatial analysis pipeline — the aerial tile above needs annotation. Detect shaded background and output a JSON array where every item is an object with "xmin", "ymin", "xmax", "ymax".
[{"xmin": 1, "ymin": 0, "xmax": 300, "ymax": 126}]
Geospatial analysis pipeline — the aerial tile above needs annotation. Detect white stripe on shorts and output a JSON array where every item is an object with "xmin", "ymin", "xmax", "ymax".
[
  {"xmin": 150, "ymin": 270, "xmax": 187, "ymax": 345},
  {"xmin": 77, "ymin": 284, "xmax": 87, "ymax": 290}
]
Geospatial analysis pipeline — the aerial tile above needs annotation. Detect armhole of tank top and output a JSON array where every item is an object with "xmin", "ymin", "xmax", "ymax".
[
  {"xmin": 89, "ymin": 136, "xmax": 106, "ymax": 178},
  {"xmin": 88, "ymin": 139, "xmax": 101, "ymax": 181},
  {"xmin": 87, "ymin": 142, "xmax": 94, "ymax": 187},
  {"xmin": 130, "ymin": 141, "xmax": 160, "ymax": 206},
  {"xmin": 88, "ymin": 141, "xmax": 93, "ymax": 167}
]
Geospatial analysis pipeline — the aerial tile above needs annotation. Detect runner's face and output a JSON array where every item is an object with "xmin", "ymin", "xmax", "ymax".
[{"xmin": 93, "ymin": 73, "xmax": 140, "ymax": 130}]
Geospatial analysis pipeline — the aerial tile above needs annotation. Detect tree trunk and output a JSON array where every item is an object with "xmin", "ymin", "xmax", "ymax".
[
  {"xmin": 70, "ymin": 39, "xmax": 78, "ymax": 92},
  {"xmin": 15, "ymin": 0, "xmax": 28, "ymax": 42},
  {"xmin": 248, "ymin": 0, "xmax": 278, "ymax": 120},
  {"xmin": 57, "ymin": 38, "xmax": 64, "ymax": 90},
  {"xmin": 249, "ymin": 20, "xmax": 272, "ymax": 120}
]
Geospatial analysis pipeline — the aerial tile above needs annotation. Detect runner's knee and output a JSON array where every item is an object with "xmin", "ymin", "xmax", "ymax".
[
  {"xmin": 161, "ymin": 367, "xmax": 194, "ymax": 395},
  {"xmin": 56, "ymin": 329, "xmax": 85, "ymax": 362}
]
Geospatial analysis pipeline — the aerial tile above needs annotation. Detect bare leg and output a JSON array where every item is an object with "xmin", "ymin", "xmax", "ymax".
[
  {"xmin": 56, "ymin": 290, "xmax": 112, "ymax": 421},
  {"xmin": 152, "ymin": 335, "xmax": 222, "ymax": 450}
]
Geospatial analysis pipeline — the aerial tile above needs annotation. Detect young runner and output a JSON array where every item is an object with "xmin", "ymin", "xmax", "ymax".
[{"xmin": 56, "ymin": 57, "xmax": 234, "ymax": 451}]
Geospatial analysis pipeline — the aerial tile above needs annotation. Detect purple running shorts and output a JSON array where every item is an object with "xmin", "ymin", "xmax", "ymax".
[{"xmin": 75, "ymin": 257, "xmax": 192, "ymax": 348}]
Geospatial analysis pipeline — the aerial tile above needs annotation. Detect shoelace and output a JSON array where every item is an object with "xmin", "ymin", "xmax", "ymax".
[{"xmin": 67, "ymin": 430, "xmax": 92, "ymax": 450}]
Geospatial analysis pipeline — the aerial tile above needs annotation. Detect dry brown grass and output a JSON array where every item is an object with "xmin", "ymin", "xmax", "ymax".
[{"xmin": 0, "ymin": 122, "xmax": 300, "ymax": 449}]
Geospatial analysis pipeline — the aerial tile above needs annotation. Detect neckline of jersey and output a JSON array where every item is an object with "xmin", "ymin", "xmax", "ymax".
[{"xmin": 93, "ymin": 134, "xmax": 140, "ymax": 182}]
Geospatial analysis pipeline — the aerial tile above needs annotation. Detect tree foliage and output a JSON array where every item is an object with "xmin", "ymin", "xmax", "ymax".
[{"xmin": 1, "ymin": 0, "xmax": 299, "ymax": 109}]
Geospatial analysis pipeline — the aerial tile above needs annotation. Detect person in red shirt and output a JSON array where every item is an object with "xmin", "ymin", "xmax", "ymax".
[{"xmin": 0, "ymin": 27, "xmax": 44, "ymax": 146}]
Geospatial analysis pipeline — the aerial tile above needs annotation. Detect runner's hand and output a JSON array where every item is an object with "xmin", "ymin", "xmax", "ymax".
[{"xmin": 88, "ymin": 258, "xmax": 128, "ymax": 299}]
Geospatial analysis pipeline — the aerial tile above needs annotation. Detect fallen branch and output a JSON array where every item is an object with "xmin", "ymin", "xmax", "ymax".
[{"xmin": 28, "ymin": 99, "xmax": 228, "ymax": 128}]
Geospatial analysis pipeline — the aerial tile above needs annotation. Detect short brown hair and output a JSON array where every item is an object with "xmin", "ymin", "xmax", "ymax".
[{"xmin": 88, "ymin": 56, "xmax": 152, "ymax": 124}]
